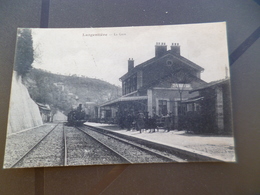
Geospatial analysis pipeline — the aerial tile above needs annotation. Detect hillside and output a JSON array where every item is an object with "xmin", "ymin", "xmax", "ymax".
[{"xmin": 23, "ymin": 68, "xmax": 121, "ymax": 115}]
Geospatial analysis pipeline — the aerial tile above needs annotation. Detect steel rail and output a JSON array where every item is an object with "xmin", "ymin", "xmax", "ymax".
[
  {"xmin": 63, "ymin": 123, "xmax": 68, "ymax": 166},
  {"xmin": 101, "ymin": 132, "xmax": 183, "ymax": 162},
  {"xmin": 85, "ymin": 126, "xmax": 183, "ymax": 162},
  {"xmin": 10, "ymin": 123, "xmax": 60, "ymax": 168},
  {"xmin": 75, "ymin": 127, "xmax": 133, "ymax": 164}
]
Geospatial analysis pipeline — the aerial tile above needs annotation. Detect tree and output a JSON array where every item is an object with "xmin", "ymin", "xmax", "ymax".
[
  {"xmin": 171, "ymin": 70, "xmax": 190, "ymax": 101},
  {"xmin": 14, "ymin": 29, "xmax": 34, "ymax": 77}
]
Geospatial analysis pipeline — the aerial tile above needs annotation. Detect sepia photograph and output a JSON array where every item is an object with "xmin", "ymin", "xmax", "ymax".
[{"xmin": 4, "ymin": 22, "xmax": 236, "ymax": 168}]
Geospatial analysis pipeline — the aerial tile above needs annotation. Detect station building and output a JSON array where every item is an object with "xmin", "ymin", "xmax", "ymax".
[{"xmin": 99, "ymin": 42, "xmax": 207, "ymax": 128}]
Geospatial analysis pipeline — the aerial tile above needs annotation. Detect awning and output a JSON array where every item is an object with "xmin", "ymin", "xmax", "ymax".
[
  {"xmin": 181, "ymin": 97, "xmax": 204, "ymax": 103},
  {"xmin": 100, "ymin": 96, "xmax": 148, "ymax": 107}
]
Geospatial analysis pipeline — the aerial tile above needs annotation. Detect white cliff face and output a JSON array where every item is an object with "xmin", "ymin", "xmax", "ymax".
[{"xmin": 7, "ymin": 71, "xmax": 43, "ymax": 134}]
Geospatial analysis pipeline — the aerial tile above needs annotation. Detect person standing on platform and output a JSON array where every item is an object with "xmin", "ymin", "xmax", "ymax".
[
  {"xmin": 164, "ymin": 113, "xmax": 171, "ymax": 132},
  {"xmin": 125, "ymin": 113, "xmax": 133, "ymax": 131},
  {"xmin": 136, "ymin": 111, "xmax": 145, "ymax": 133}
]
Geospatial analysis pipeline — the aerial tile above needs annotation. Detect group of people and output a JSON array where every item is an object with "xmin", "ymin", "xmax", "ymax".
[{"xmin": 118, "ymin": 111, "xmax": 174, "ymax": 133}]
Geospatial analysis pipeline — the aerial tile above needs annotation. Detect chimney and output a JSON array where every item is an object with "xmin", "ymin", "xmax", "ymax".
[
  {"xmin": 128, "ymin": 58, "xmax": 134, "ymax": 72},
  {"xmin": 171, "ymin": 43, "xmax": 180, "ymax": 55},
  {"xmin": 155, "ymin": 42, "xmax": 167, "ymax": 57}
]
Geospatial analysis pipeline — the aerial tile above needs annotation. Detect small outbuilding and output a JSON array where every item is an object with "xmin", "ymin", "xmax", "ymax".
[
  {"xmin": 37, "ymin": 103, "xmax": 51, "ymax": 123},
  {"xmin": 180, "ymin": 78, "xmax": 232, "ymax": 134}
]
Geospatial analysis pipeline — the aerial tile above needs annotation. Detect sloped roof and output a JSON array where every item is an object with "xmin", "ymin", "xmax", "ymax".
[
  {"xmin": 36, "ymin": 103, "xmax": 51, "ymax": 111},
  {"xmin": 99, "ymin": 96, "xmax": 148, "ymax": 107},
  {"xmin": 190, "ymin": 78, "xmax": 230, "ymax": 92},
  {"xmin": 120, "ymin": 50, "xmax": 204, "ymax": 80}
]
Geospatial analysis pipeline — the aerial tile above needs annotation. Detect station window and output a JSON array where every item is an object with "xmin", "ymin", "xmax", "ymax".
[
  {"xmin": 106, "ymin": 110, "xmax": 112, "ymax": 118},
  {"xmin": 132, "ymin": 75, "xmax": 137, "ymax": 91},
  {"xmin": 158, "ymin": 100, "xmax": 168, "ymax": 116},
  {"xmin": 187, "ymin": 103, "xmax": 193, "ymax": 112},
  {"xmin": 194, "ymin": 103, "xmax": 201, "ymax": 112},
  {"xmin": 123, "ymin": 81, "xmax": 126, "ymax": 95},
  {"xmin": 123, "ymin": 75, "xmax": 137, "ymax": 95},
  {"xmin": 178, "ymin": 104, "xmax": 187, "ymax": 115},
  {"xmin": 126, "ymin": 79, "xmax": 130, "ymax": 94}
]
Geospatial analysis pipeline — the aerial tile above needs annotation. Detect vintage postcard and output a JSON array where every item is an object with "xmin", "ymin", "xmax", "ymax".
[{"xmin": 4, "ymin": 22, "xmax": 236, "ymax": 168}]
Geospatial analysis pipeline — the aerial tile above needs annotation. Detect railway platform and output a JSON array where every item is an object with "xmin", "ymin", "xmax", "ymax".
[{"xmin": 84, "ymin": 122, "xmax": 236, "ymax": 162}]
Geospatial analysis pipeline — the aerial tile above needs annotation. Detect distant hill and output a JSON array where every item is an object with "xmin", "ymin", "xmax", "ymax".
[{"xmin": 23, "ymin": 68, "xmax": 121, "ymax": 115}]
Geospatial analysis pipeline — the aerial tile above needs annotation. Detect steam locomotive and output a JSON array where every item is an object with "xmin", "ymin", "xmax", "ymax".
[{"xmin": 66, "ymin": 104, "xmax": 87, "ymax": 126}]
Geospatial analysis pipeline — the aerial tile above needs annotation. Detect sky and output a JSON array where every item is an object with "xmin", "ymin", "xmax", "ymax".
[{"xmin": 30, "ymin": 22, "xmax": 230, "ymax": 86}]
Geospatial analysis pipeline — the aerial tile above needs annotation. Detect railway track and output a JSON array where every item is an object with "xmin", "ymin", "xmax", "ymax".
[
  {"xmin": 10, "ymin": 123, "xmax": 64, "ymax": 168},
  {"xmin": 65, "ymin": 126, "xmax": 130, "ymax": 166},
  {"xmin": 8, "ymin": 123, "xmax": 134, "ymax": 168},
  {"xmin": 78, "ymin": 126, "xmax": 185, "ymax": 164},
  {"xmin": 6, "ymin": 122, "xmax": 195, "ymax": 168},
  {"xmin": 83, "ymin": 125, "xmax": 222, "ymax": 162}
]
